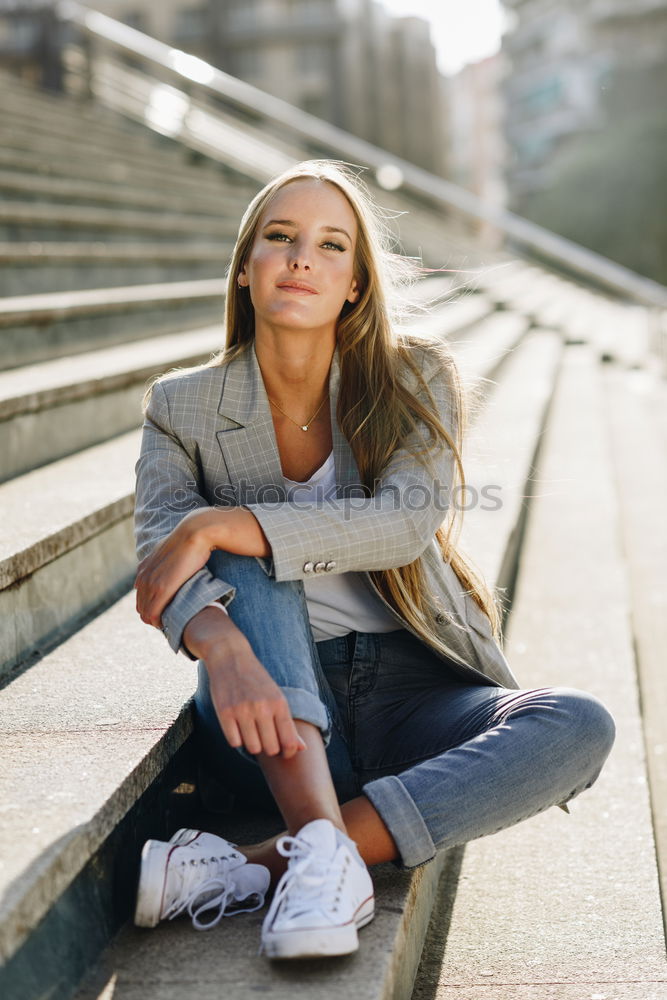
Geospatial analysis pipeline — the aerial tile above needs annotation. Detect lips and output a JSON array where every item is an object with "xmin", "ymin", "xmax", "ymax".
[{"xmin": 276, "ymin": 280, "xmax": 318, "ymax": 294}]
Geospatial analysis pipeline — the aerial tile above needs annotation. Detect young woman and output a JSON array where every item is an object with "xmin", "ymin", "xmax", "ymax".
[{"xmin": 132, "ymin": 160, "xmax": 615, "ymax": 959}]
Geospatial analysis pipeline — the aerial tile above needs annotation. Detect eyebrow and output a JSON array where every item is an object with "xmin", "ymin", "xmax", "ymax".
[{"xmin": 262, "ymin": 219, "xmax": 353, "ymax": 242}]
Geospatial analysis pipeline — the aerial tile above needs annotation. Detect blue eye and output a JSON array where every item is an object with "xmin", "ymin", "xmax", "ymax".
[
  {"xmin": 323, "ymin": 241, "xmax": 345, "ymax": 252},
  {"xmin": 266, "ymin": 232, "xmax": 291, "ymax": 242}
]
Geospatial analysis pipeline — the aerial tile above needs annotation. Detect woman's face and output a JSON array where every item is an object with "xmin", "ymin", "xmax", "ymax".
[{"xmin": 238, "ymin": 178, "xmax": 360, "ymax": 340}]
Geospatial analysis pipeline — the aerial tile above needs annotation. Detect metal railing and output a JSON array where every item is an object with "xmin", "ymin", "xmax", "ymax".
[{"xmin": 36, "ymin": 2, "xmax": 665, "ymax": 317}]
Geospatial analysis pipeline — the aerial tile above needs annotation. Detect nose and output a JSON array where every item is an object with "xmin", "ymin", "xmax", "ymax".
[{"xmin": 288, "ymin": 242, "xmax": 310, "ymax": 271}]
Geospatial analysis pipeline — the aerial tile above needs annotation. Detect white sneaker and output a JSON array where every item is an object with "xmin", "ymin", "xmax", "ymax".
[
  {"xmin": 134, "ymin": 827, "xmax": 270, "ymax": 931},
  {"xmin": 261, "ymin": 819, "xmax": 375, "ymax": 959}
]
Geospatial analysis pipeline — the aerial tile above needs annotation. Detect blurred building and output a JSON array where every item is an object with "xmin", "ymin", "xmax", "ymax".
[
  {"xmin": 502, "ymin": 0, "xmax": 667, "ymax": 208},
  {"xmin": 3, "ymin": 0, "xmax": 447, "ymax": 174},
  {"xmin": 445, "ymin": 52, "xmax": 509, "ymax": 247}
]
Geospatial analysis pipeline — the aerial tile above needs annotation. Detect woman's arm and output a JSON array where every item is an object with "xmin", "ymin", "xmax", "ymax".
[
  {"xmin": 136, "ymin": 382, "xmax": 302, "ymax": 756},
  {"xmin": 246, "ymin": 353, "xmax": 458, "ymax": 582},
  {"xmin": 136, "ymin": 351, "xmax": 457, "ymax": 640},
  {"xmin": 134, "ymin": 379, "xmax": 246, "ymax": 657},
  {"xmin": 182, "ymin": 604, "xmax": 305, "ymax": 759},
  {"xmin": 135, "ymin": 505, "xmax": 270, "ymax": 629}
]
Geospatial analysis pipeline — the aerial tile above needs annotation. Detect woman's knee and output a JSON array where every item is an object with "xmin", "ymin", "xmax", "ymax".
[{"xmin": 551, "ymin": 687, "xmax": 616, "ymax": 768}]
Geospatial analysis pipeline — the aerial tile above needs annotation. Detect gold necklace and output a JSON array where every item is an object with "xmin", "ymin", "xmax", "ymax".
[{"xmin": 267, "ymin": 393, "xmax": 329, "ymax": 431}]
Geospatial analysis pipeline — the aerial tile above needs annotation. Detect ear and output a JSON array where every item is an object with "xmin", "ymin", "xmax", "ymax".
[
  {"xmin": 346, "ymin": 278, "xmax": 360, "ymax": 304},
  {"xmin": 237, "ymin": 265, "xmax": 249, "ymax": 287}
]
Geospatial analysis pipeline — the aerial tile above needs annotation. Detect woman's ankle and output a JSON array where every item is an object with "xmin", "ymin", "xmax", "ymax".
[{"xmin": 240, "ymin": 836, "xmax": 286, "ymax": 885}]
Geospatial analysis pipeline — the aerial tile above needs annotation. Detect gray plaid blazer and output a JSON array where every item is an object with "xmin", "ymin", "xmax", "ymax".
[{"xmin": 134, "ymin": 341, "xmax": 518, "ymax": 689}]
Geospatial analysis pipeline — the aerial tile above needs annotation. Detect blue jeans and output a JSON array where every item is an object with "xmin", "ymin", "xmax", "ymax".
[{"xmin": 194, "ymin": 552, "xmax": 615, "ymax": 869}]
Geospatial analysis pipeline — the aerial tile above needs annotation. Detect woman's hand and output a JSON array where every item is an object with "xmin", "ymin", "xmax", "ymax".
[
  {"xmin": 185, "ymin": 607, "xmax": 306, "ymax": 759},
  {"xmin": 135, "ymin": 507, "xmax": 271, "ymax": 629},
  {"xmin": 135, "ymin": 508, "xmax": 218, "ymax": 628}
]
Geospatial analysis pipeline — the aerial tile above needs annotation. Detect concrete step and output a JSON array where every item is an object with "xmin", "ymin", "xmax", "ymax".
[
  {"xmin": 0, "ymin": 285, "xmax": 511, "ymax": 478},
  {"xmin": 0, "ymin": 428, "xmax": 140, "ymax": 680},
  {"xmin": 0, "ymin": 166, "xmax": 253, "ymax": 217},
  {"xmin": 0, "ymin": 126, "xmax": 234, "ymax": 194},
  {"xmin": 0, "ymin": 278, "xmax": 226, "ymax": 369},
  {"xmin": 0, "ymin": 98, "xmax": 175, "ymax": 160},
  {"xmin": 0, "ymin": 86, "xmax": 293, "ymax": 188},
  {"xmin": 0, "ymin": 142, "xmax": 256, "ymax": 204},
  {"xmin": 0, "ymin": 321, "xmax": 224, "ymax": 481},
  {"xmin": 404, "ymin": 292, "xmax": 500, "ymax": 342},
  {"xmin": 592, "ymin": 298, "xmax": 654, "ymax": 368},
  {"xmin": 0, "ymin": 241, "xmax": 232, "ymax": 297},
  {"xmin": 1, "ymin": 70, "xmax": 183, "ymax": 149},
  {"xmin": 0, "ymin": 590, "xmax": 197, "ymax": 1000},
  {"xmin": 0, "ymin": 101, "xmax": 244, "ymax": 181},
  {"xmin": 0, "ymin": 200, "xmax": 237, "ymax": 243},
  {"xmin": 0, "ymin": 81, "xmax": 258, "ymax": 194},
  {"xmin": 459, "ymin": 326, "xmax": 563, "ymax": 586},
  {"xmin": 413, "ymin": 344, "xmax": 667, "ymax": 998},
  {"xmin": 0, "ymin": 326, "xmax": 564, "ymax": 1000},
  {"xmin": 602, "ymin": 362, "xmax": 667, "ymax": 940},
  {"xmin": 450, "ymin": 310, "xmax": 531, "ymax": 387},
  {"xmin": 0, "ymin": 85, "xmax": 168, "ymax": 152},
  {"xmin": 475, "ymin": 261, "xmax": 655, "ymax": 363},
  {"xmin": 482, "ymin": 267, "xmax": 577, "ymax": 326}
]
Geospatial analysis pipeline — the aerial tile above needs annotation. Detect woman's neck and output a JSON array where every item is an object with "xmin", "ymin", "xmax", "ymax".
[{"xmin": 254, "ymin": 331, "xmax": 336, "ymax": 412}]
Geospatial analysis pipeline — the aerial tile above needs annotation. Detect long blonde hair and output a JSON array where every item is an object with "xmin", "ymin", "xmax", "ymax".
[{"xmin": 150, "ymin": 160, "xmax": 502, "ymax": 648}]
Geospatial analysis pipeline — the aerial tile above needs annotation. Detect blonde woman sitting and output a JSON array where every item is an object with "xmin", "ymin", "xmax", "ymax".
[{"xmin": 133, "ymin": 161, "xmax": 615, "ymax": 959}]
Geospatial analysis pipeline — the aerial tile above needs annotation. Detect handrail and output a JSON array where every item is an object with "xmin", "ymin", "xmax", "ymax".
[{"xmin": 54, "ymin": 0, "xmax": 667, "ymax": 309}]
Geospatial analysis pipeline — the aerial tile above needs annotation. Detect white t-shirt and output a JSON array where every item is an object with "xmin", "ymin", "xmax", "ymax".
[{"xmin": 283, "ymin": 451, "xmax": 400, "ymax": 641}]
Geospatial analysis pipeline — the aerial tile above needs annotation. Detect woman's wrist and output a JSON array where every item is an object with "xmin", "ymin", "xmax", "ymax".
[
  {"xmin": 183, "ymin": 604, "xmax": 248, "ymax": 660},
  {"xmin": 205, "ymin": 507, "xmax": 271, "ymax": 557},
  {"xmin": 181, "ymin": 506, "xmax": 270, "ymax": 558}
]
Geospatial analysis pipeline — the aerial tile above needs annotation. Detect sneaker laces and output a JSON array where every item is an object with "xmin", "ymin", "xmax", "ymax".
[
  {"xmin": 264, "ymin": 832, "xmax": 345, "ymax": 928},
  {"xmin": 188, "ymin": 874, "xmax": 266, "ymax": 931},
  {"xmin": 165, "ymin": 854, "xmax": 264, "ymax": 930}
]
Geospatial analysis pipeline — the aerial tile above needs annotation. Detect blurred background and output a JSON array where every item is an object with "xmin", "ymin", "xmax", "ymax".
[{"xmin": 1, "ymin": 0, "xmax": 665, "ymax": 284}]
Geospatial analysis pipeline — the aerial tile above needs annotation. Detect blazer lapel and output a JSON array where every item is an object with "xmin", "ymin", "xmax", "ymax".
[
  {"xmin": 217, "ymin": 341, "xmax": 362, "ymax": 505},
  {"xmin": 216, "ymin": 342, "xmax": 285, "ymax": 505}
]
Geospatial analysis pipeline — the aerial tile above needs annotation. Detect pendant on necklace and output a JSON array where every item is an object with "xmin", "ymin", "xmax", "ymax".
[{"xmin": 301, "ymin": 425, "xmax": 308, "ymax": 431}]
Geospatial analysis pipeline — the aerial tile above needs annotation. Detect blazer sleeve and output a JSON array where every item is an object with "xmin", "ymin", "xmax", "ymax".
[
  {"xmin": 134, "ymin": 379, "xmax": 236, "ymax": 658},
  {"xmin": 246, "ymin": 354, "xmax": 458, "ymax": 581}
]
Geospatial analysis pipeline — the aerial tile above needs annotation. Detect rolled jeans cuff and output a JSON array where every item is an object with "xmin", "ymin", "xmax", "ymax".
[
  {"xmin": 362, "ymin": 774, "xmax": 437, "ymax": 870},
  {"xmin": 234, "ymin": 685, "xmax": 331, "ymax": 764},
  {"xmin": 283, "ymin": 686, "xmax": 331, "ymax": 742}
]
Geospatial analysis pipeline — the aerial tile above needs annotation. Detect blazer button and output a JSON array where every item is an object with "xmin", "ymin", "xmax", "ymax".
[
  {"xmin": 324, "ymin": 561, "xmax": 336, "ymax": 572},
  {"xmin": 303, "ymin": 561, "xmax": 315, "ymax": 573},
  {"xmin": 314, "ymin": 561, "xmax": 327, "ymax": 573},
  {"xmin": 435, "ymin": 612, "xmax": 447, "ymax": 625}
]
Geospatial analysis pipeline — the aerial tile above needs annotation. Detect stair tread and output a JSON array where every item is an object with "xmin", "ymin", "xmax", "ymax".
[
  {"xmin": 0, "ymin": 324, "xmax": 224, "ymax": 415},
  {"xmin": 0, "ymin": 591, "xmax": 194, "ymax": 965},
  {"xmin": 0, "ymin": 277, "xmax": 226, "ymax": 321},
  {"xmin": 0, "ymin": 429, "xmax": 140, "ymax": 588}
]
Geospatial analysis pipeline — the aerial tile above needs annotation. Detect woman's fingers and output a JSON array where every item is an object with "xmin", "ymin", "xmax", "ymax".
[
  {"xmin": 207, "ymin": 652, "xmax": 305, "ymax": 760},
  {"xmin": 221, "ymin": 703, "xmax": 277, "ymax": 757},
  {"xmin": 221, "ymin": 702, "xmax": 303, "ymax": 759},
  {"xmin": 275, "ymin": 709, "xmax": 306, "ymax": 759},
  {"xmin": 254, "ymin": 711, "xmax": 282, "ymax": 758},
  {"xmin": 221, "ymin": 714, "xmax": 243, "ymax": 751},
  {"xmin": 237, "ymin": 717, "xmax": 264, "ymax": 757}
]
